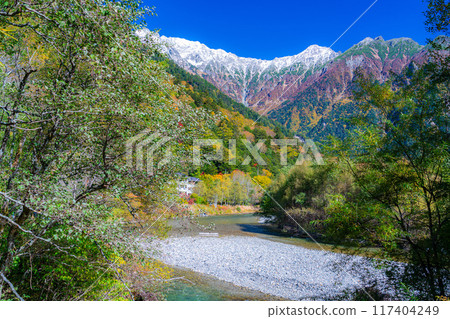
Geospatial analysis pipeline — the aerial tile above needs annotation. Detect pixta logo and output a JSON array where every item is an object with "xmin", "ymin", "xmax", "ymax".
[
  {"xmin": 126, "ymin": 129, "xmax": 173, "ymax": 176},
  {"xmin": 193, "ymin": 138, "xmax": 324, "ymax": 166}
]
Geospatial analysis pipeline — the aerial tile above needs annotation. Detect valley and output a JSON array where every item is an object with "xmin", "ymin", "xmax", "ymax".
[{"xmin": 0, "ymin": 0, "xmax": 447, "ymax": 304}]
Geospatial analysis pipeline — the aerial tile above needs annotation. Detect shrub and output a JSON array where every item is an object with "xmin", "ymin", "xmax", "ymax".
[{"xmin": 191, "ymin": 193, "xmax": 207, "ymax": 205}]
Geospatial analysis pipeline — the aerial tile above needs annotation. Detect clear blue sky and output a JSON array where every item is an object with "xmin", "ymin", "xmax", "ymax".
[{"xmin": 143, "ymin": 0, "xmax": 432, "ymax": 59}]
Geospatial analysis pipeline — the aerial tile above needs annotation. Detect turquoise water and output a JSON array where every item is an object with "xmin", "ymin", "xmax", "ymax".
[
  {"xmin": 165, "ymin": 281, "xmax": 223, "ymax": 301},
  {"xmin": 163, "ymin": 265, "xmax": 282, "ymax": 301}
]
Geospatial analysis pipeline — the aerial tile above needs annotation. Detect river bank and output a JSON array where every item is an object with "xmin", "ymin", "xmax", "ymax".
[
  {"xmin": 153, "ymin": 236, "xmax": 394, "ymax": 301},
  {"xmin": 149, "ymin": 213, "xmax": 399, "ymax": 300},
  {"xmin": 186, "ymin": 204, "xmax": 258, "ymax": 216}
]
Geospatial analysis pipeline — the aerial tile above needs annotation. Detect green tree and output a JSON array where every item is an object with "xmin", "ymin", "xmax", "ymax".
[
  {"xmin": 0, "ymin": 0, "xmax": 211, "ymax": 300},
  {"xmin": 323, "ymin": 1, "xmax": 449, "ymax": 299},
  {"xmin": 424, "ymin": 0, "xmax": 450, "ymax": 35},
  {"xmin": 325, "ymin": 59, "xmax": 449, "ymax": 300}
]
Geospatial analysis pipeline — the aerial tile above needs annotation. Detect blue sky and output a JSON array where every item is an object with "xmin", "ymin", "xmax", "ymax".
[{"xmin": 143, "ymin": 0, "xmax": 432, "ymax": 59}]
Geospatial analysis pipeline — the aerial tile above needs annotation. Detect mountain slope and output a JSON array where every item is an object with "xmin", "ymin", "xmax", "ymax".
[
  {"xmin": 269, "ymin": 36, "xmax": 426, "ymax": 138},
  {"xmin": 151, "ymin": 55, "xmax": 298, "ymax": 176},
  {"xmin": 158, "ymin": 34, "xmax": 338, "ymax": 114},
  {"xmin": 156, "ymin": 55, "xmax": 291, "ymax": 137},
  {"xmin": 140, "ymin": 30, "xmax": 428, "ymax": 140}
]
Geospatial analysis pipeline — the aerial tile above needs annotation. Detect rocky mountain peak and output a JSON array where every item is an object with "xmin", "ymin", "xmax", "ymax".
[
  {"xmin": 139, "ymin": 30, "xmax": 425, "ymax": 134},
  {"xmin": 158, "ymin": 35, "xmax": 337, "ymax": 73},
  {"xmin": 145, "ymin": 32, "xmax": 339, "ymax": 111}
]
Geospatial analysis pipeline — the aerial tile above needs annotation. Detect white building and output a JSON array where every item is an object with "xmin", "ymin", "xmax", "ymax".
[{"xmin": 177, "ymin": 175, "xmax": 200, "ymax": 197}]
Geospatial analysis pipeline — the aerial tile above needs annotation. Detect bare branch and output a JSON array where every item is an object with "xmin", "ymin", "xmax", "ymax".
[
  {"xmin": 0, "ymin": 271, "xmax": 24, "ymax": 301},
  {"xmin": 0, "ymin": 211, "xmax": 69, "ymax": 253},
  {"xmin": 0, "ymin": 191, "xmax": 33, "ymax": 209}
]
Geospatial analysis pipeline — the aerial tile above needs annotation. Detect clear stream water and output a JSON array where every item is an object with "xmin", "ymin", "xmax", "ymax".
[{"xmin": 162, "ymin": 213, "xmax": 338, "ymax": 301}]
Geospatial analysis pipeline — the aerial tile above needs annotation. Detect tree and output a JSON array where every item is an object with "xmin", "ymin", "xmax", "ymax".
[
  {"xmin": 259, "ymin": 162, "xmax": 351, "ymax": 233},
  {"xmin": 0, "ymin": 0, "xmax": 211, "ymax": 300},
  {"xmin": 323, "ymin": 1, "xmax": 450, "ymax": 299},
  {"xmin": 424, "ymin": 0, "xmax": 450, "ymax": 35},
  {"xmin": 325, "ymin": 57, "xmax": 449, "ymax": 300},
  {"xmin": 194, "ymin": 170, "xmax": 264, "ymax": 206}
]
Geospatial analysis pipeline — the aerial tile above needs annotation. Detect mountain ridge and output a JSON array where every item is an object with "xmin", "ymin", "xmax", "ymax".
[
  {"xmin": 138, "ymin": 29, "xmax": 427, "ymax": 139},
  {"xmin": 156, "ymin": 33, "xmax": 338, "ymax": 110},
  {"xmin": 161, "ymin": 35, "xmax": 338, "ymax": 72}
]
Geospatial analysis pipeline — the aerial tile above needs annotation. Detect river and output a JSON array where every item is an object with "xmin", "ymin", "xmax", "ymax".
[
  {"xmin": 163, "ymin": 213, "xmax": 288, "ymax": 300},
  {"xmin": 158, "ymin": 213, "xmax": 389, "ymax": 301}
]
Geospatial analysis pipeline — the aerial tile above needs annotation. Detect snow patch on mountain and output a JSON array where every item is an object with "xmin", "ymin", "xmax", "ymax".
[
  {"xmin": 158, "ymin": 35, "xmax": 338, "ymax": 75},
  {"xmin": 135, "ymin": 29, "xmax": 337, "ymax": 76},
  {"xmin": 357, "ymin": 37, "xmax": 374, "ymax": 46}
]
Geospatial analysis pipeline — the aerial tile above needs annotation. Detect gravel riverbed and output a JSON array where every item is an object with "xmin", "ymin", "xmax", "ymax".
[{"xmin": 151, "ymin": 236, "xmax": 397, "ymax": 300}]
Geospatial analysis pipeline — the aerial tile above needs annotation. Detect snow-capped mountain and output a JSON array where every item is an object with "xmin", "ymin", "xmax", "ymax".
[
  {"xmin": 160, "ymin": 36, "xmax": 337, "ymax": 74},
  {"xmin": 160, "ymin": 35, "xmax": 338, "ymax": 111},
  {"xmin": 137, "ymin": 29, "xmax": 426, "ymax": 138},
  {"xmin": 138, "ymin": 29, "xmax": 338, "ymax": 111}
]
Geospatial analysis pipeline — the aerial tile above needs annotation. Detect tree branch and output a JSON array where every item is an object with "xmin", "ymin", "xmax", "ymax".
[
  {"xmin": 0, "ymin": 271, "xmax": 24, "ymax": 301},
  {"xmin": 0, "ymin": 211, "xmax": 69, "ymax": 254}
]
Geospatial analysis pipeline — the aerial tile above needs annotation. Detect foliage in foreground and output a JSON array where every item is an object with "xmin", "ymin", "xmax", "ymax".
[
  {"xmin": 325, "ymin": 61, "xmax": 449, "ymax": 299},
  {"xmin": 0, "ymin": 0, "xmax": 212, "ymax": 300}
]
